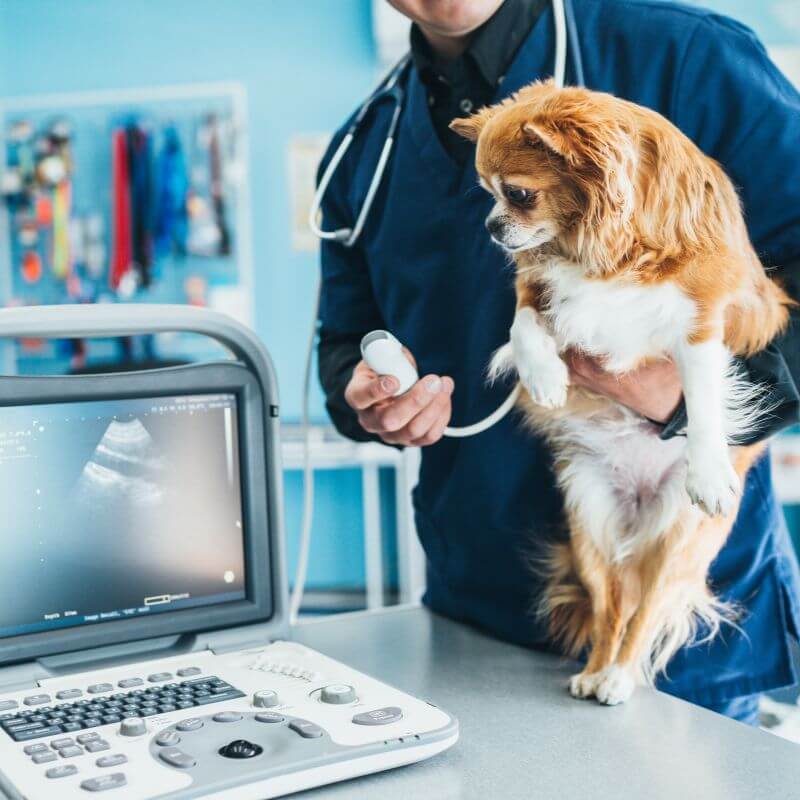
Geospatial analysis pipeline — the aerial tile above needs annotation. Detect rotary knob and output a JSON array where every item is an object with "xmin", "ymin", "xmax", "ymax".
[
  {"xmin": 320, "ymin": 684, "xmax": 356, "ymax": 704},
  {"xmin": 119, "ymin": 717, "xmax": 147, "ymax": 737},
  {"xmin": 253, "ymin": 690, "xmax": 280, "ymax": 708}
]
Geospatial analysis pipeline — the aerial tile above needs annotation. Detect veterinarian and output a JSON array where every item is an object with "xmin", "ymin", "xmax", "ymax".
[{"xmin": 316, "ymin": 0, "xmax": 800, "ymax": 723}]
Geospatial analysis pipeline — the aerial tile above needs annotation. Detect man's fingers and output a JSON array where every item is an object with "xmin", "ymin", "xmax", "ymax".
[
  {"xmin": 371, "ymin": 374, "xmax": 444, "ymax": 433},
  {"xmin": 345, "ymin": 363, "xmax": 400, "ymax": 411},
  {"xmin": 382, "ymin": 377, "xmax": 454, "ymax": 446}
]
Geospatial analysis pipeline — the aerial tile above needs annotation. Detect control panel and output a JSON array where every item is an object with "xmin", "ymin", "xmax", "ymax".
[{"xmin": 0, "ymin": 642, "xmax": 457, "ymax": 799}]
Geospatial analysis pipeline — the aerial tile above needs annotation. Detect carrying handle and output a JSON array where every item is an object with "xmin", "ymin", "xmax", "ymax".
[{"xmin": 0, "ymin": 304, "xmax": 279, "ymax": 403}]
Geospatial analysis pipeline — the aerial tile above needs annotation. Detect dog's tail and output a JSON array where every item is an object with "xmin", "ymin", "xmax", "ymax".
[
  {"xmin": 645, "ymin": 584, "xmax": 738, "ymax": 684},
  {"xmin": 532, "ymin": 539, "xmax": 593, "ymax": 658}
]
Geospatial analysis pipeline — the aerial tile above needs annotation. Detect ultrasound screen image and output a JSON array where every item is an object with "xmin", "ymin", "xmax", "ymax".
[{"xmin": 0, "ymin": 393, "xmax": 247, "ymax": 639}]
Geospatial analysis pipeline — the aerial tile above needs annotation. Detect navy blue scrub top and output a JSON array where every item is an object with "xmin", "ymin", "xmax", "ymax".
[{"xmin": 318, "ymin": 0, "xmax": 800, "ymax": 706}]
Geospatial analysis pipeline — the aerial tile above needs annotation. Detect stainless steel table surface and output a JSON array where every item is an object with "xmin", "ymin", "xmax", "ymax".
[{"xmin": 292, "ymin": 606, "xmax": 799, "ymax": 800}]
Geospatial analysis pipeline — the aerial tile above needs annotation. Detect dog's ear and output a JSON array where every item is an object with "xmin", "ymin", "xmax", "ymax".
[
  {"xmin": 449, "ymin": 105, "xmax": 499, "ymax": 142},
  {"xmin": 521, "ymin": 118, "xmax": 585, "ymax": 165}
]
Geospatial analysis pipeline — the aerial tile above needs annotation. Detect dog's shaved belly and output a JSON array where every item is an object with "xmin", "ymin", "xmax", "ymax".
[{"xmin": 546, "ymin": 407, "xmax": 693, "ymax": 563}]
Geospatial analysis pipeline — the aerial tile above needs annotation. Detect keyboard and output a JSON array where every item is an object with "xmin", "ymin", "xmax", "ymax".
[
  {"xmin": 0, "ymin": 642, "xmax": 457, "ymax": 799},
  {"xmin": 0, "ymin": 674, "xmax": 244, "ymax": 743}
]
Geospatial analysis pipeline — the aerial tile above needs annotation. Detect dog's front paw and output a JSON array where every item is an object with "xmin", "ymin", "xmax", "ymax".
[
  {"xmin": 594, "ymin": 666, "xmax": 635, "ymax": 706},
  {"xmin": 685, "ymin": 447, "xmax": 741, "ymax": 517},
  {"xmin": 569, "ymin": 670, "xmax": 601, "ymax": 699},
  {"xmin": 517, "ymin": 351, "xmax": 569, "ymax": 409}
]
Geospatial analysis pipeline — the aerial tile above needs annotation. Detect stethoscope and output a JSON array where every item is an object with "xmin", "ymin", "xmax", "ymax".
[{"xmin": 308, "ymin": 0, "xmax": 584, "ymax": 247}]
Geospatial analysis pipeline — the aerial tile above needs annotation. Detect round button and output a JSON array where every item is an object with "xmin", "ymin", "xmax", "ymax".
[
  {"xmin": 459, "ymin": 98, "xmax": 474, "ymax": 113},
  {"xmin": 320, "ymin": 684, "xmax": 356, "ymax": 704},
  {"xmin": 119, "ymin": 717, "xmax": 147, "ymax": 737},
  {"xmin": 253, "ymin": 690, "xmax": 279, "ymax": 709},
  {"xmin": 155, "ymin": 731, "xmax": 181, "ymax": 747},
  {"xmin": 213, "ymin": 712, "xmax": 243, "ymax": 723}
]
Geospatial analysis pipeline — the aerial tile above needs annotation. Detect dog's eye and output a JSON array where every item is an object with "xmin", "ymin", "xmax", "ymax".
[{"xmin": 504, "ymin": 186, "xmax": 534, "ymax": 206}]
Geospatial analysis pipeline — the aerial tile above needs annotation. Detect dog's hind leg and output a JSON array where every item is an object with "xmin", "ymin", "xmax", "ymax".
[{"xmin": 567, "ymin": 525, "xmax": 631, "ymax": 699}]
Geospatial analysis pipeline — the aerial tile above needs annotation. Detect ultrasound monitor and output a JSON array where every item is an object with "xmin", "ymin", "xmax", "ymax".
[{"xmin": 0, "ymin": 392, "xmax": 249, "ymax": 643}]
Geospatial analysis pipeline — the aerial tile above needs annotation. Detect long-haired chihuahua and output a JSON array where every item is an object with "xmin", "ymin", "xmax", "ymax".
[{"xmin": 450, "ymin": 82, "xmax": 793, "ymax": 705}]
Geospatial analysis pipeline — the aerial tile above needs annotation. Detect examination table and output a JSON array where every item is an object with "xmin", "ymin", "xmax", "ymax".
[{"xmin": 293, "ymin": 607, "xmax": 799, "ymax": 799}]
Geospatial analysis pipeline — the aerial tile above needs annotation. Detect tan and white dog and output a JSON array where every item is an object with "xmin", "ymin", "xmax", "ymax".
[{"xmin": 450, "ymin": 82, "xmax": 793, "ymax": 705}]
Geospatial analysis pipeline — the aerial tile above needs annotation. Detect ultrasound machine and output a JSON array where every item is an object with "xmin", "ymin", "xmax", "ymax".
[{"xmin": 0, "ymin": 305, "xmax": 457, "ymax": 799}]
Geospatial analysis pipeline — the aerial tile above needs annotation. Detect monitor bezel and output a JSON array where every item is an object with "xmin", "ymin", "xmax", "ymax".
[{"xmin": 0, "ymin": 362, "xmax": 275, "ymax": 666}]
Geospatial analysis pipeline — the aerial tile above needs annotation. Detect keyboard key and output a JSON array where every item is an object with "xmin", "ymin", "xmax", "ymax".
[
  {"xmin": 176, "ymin": 718, "xmax": 203, "ymax": 732},
  {"xmin": 24, "ymin": 694, "xmax": 50, "ymax": 706},
  {"xmin": 176, "ymin": 667, "xmax": 201, "ymax": 677},
  {"xmin": 155, "ymin": 730, "xmax": 180, "ymax": 747},
  {"xmin": 87, "ymin": 684, "xmax": 113, "ymax": 695},
  {"xmin": 56, "ymin": 689, "xmax": 82, "ymax": 700},
  {"xmin": 0, "ymin": 700, "xmax": 18, "ymax": 712},
  {"xmin": 11, "ymin": 725, "xmax": 63, "ymax": 742},
  {"xmin": 81, "ymin": 772, "xmax": 127, "ymax": 791},
  {"xmin": 159, "ymin": 747, "xmax": 196, "ymax": 769},
  {"xmin": 46, "ymin": 764, "xmax": 78, "ymax": 779},
  {"xmin": 194, "ymin": 690, "xmax": 245, "ymax": 706},
  {"xmin": 32, "ymin": 751, "xmax": 58, "ymax": 764},
  {"xmin": 82, "ymin": 718, "xmax": 103, "ymax": 728},
  {"xmin": 289, "ymin": 719, "xmax": 324, "ymax": 739},
  {"xmin": 85, "ymin": 739, "xmax": 110, "ymax": 753},
  {"xmin": 24, "ymin": 742, "xmax": 49, "ymax": 754},
  {"xmin": 77, "ymin": 732, "xmax": 100, "ymax": 744},
  {"xmin": 176, "ymin": 701, "xmax": 195, "ymax": 710},
  {"xmin": 212, "ymin": 711, "xmax": 242, "ymax": 723},
  {"xmin": 62, "ymin": 722, "xmax": 82, "ymax": 732},
  {"xmin": 59, "ymin": 745, "xmax": 84, "ymax": 758},
  {"xmin": 147, "ymin": 673, "xmax": 172, "ymax": 683},
  {"xmin": 50, "ymin": 737, "xmax": 76, "ymax": 749},
  {"xmin": 102, "ymin": 714, "xmax": 122, "ymax": 725},
  {"xmin": 97, "ymin": 753, "xmax": 128, "ymax": 768},
  {"xmin": 255, "ymin": 712, "xmax": 285, "ymax": 724},
  {"xmin": 117, "ymin": 678, "xmax": 143, "ymax": 689}
]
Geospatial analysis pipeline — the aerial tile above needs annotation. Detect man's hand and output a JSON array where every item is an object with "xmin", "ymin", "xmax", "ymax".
[
  {"xmin": 567, "ymin": 351, "xmax": 683, "ymax": 424},
  {"xmin": 344, "ymin": 351, "xmax": 454, "ymax": 446}
]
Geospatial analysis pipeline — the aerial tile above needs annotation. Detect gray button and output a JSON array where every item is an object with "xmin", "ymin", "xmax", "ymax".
[
  {"xmin": 212, "ymin": 711, "xmax": 243, "ymax": 723},
  {"xmin": 85, "ymin": 739, "xmax": 110, "ymax": 753},
  {"xmin": 176, "ymin": 718, "xmax": 204, "ymax": 732},
  {"xmin": 77, "ymin": 732, "xmax": 100, "ymax": 744},
  {"xmin": 255, "ymin": 712, "xmax": 285, "ymax": 724},
  {"xmin": 117, "ymin": 678, "xmax": 143, "ymax": 689},
  {"xmin": 352, "ymin": 706, "xmax": 404, "ymax": 726},
  {"xmin": 80, "ymin": 772, "xmax": 127, "ymax": 792},
  {"xmin": 59, "ymin": 745, "xmax": 84, "ymax": 758},
  {"xmin": 87, "ymin": 683, "xmax": 113, "ymax": 694},
  {"xmin": 51, "ymin": 737, "xmax": 75, "ymax": 749},
  {"xmin": 159, "ymin": 746, "xmax": 196, "ymax": 769},
  {"xmin": 176, "ymin": 667, "xmax": 201, "ymax": 677},
  {"xmin": 119, "ymin": 717, "xmax": 147, "ymax": 737},
  {"xmin": 320, "ymin": 684, "xmax": 356, "ymax": 704},
  {"xmin": 97, "ymin": 753, "xmax": 128, "ymax": 768},
  {"xmin": 23, "ymin": 694, "xmax": 50, "ymax": 706},
  {"xmin": 46, "ymin": 764, "xmax": 78, "ymax": 779},
  {"xmin": 289, "ymin": 719, "xmax": 324, "ymax": 739},
  {"xmin": 253, "ymin": 690, "xmax": 279, "ymax": 708},
  {"xmin": 0, "ymin": 700, "xmax": 18, "ymax": 711},
  {"xmin": 155, "ymin": 730, "xmax": 181, "ymax": 747},
  {"xmin": 459, "ymin": 98, "xmax": 474, "ymax": 113},
  {"xmin": 32, "ymin": 751, "xmax": 58, "ymax": 764},
  {"xmin": 56, "ymin": 689, "xmax": 83, "ymax": 700},
  {"xmin": 147, "ymin": 673, "xmax": 172, "ymax": 683},
  {"xmin": 24, "ymin": 742, "xmax": 49, "ymax": 755}
]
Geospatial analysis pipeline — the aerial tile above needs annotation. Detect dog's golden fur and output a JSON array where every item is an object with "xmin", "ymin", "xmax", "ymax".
[{"xmin": 451, "ymin": 82, "xmax": 793, "ymax": 702}]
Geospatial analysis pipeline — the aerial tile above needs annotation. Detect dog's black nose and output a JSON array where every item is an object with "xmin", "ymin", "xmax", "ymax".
[{"xmin": 485, "ymin": 217, "xmax": 504, "ymax": 238}]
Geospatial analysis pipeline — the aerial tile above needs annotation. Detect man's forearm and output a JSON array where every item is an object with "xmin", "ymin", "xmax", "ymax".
[
  {"xmin": 318, "ymin": 327, "xmax": 380, "ymax": 443},
  {"xmin": 661, "ymin": 260, "xmax": 800, "ymax": 444}
]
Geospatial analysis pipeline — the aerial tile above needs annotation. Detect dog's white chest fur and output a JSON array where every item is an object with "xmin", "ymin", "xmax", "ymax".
[{"xmin": 538, "ymin": 259, "xmax": 696, "ymax": 372}]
